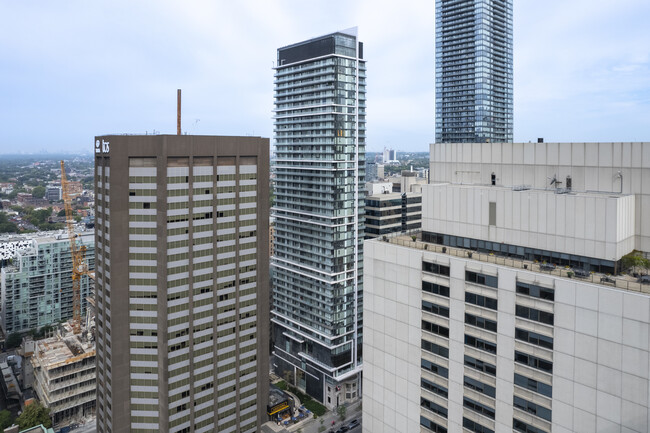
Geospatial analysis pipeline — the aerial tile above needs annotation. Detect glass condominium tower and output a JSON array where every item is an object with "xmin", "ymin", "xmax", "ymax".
[
  {"xmin": 435, "ymin": 0, "xmax": 513, "ymax": 143},
  {"xmin": 272, "ymin": 29, "xmax": 366, "ymax": 406}
]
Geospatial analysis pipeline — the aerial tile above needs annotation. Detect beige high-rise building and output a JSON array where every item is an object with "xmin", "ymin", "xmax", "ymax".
[{"xmin": 94, "ymin": 135, "xmax": 269, "ymax": 433}]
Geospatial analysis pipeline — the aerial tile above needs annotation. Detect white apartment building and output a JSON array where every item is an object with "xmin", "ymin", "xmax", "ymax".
[{"xmin": 363, "ymin": 142, "xmax": 650, "ymax": 433}]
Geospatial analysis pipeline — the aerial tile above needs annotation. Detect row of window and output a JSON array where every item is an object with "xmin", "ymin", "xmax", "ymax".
[
  {"xmin": 422, "ymin": 281, "xmax": 450, "ymax": 297},
  {"xmin": 465, "ymin": 313, "xmax": 497, "ymax": 332},
  {"xmin": 423, "ymin": 301, "xmax": 450, "ymax": 318},
  {"xmin": 465, "ymin": 334, "xmax": 496, "ymax": 354},
  {"xmin": 420, "ymin": 416, "xmax": 447, "ymax": 433},
  {"xmin": 422, "ymin": 339, "xmax": 449, "ymax": 358},
  {"xmin": 423, "ymin": 320, "xmax": 449, "ymax": 338},
  {"xmin": 513, "ymin": 396, "xmax": 552, "ymax": 421},
  {"xmin": 516, "ymin": 305, "xmax": 554, "ymax": 325},
  {"xmin": 421, "ymin": 397, "xmax": 448, "ymax": 418},
  {"xmin": 515, "ymin": 328, "xmax": 553, "ymax": 350},
  {"xmin": 465, "ymin": 292, "xmax": 498, "ymax": 310}
]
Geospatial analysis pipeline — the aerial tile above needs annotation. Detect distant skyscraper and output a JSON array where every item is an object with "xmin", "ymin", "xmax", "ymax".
[
  {"xmin": 94, "ymin": 135, "xmax": 269, "ymax": 433},
  {"xmin": 435, "ymin": 0, "xmax": 513, "ymax": 143},
  {"xmin": 272, "ymin": 29, "xmax": 365, "ymax": 407}
]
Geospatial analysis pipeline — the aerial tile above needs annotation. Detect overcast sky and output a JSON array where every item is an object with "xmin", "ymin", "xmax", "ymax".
[{"xmin": 1, "ymin": 0, "xmax": 649, "ymax": 154}]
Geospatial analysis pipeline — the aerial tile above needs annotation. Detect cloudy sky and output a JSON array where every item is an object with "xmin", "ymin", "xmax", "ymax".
[{"xmin": 1, "ymin": 0, "xmax": 649, "ymax": 154}]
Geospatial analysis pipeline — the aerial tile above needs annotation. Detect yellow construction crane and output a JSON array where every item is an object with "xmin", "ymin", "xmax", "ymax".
[{"xmin": 60, "ymin": 160, "xmax": 87, "ymax": 335}]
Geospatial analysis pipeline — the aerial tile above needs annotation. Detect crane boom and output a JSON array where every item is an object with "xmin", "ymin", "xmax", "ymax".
[{"xmin": 61, "ymin": 160, "xmax": 86, "ymax": 335}]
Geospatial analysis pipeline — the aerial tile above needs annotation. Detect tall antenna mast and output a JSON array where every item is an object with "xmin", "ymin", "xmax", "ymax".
[{"xmin": 177, "ymin": 89, "xmax": 181, "ymax": 135}]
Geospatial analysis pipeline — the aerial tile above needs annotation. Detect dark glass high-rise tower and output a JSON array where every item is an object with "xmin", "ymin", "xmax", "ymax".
[
  {"xmin": 271, "ymin": 29, "xmax": 365, "ymax": 407},
  {"xmin": 435, "ymin": 0, "xmax": 513, "ymax": 143}
]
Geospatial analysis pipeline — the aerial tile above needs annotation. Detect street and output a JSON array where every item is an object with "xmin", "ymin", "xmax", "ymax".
[{"xmin": 291, "ymin": 403, "xmax": 362, "ymax": 433}]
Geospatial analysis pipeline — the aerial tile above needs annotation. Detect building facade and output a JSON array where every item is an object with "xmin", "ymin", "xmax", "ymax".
[
  {"xmin": 94, "ymin": 135, "xmax": 269, "ymax": 433},
  {"xmin": 365, "ymin": 192, "xmax": 422, "ymax": 239},
  {"xmin": 435, "ymin": 0, "xmax": 513, "ymax": 143},
  {"xmin": 271, "ymin": 29, "xmax": 366, "ymax": 406},
  {"xmin": 0, "ymin": 233, "xmax": 95, "ymax": 334},
  {"xmin": 363, "ymin": 142, "xmax": 650, "ymax": 433},
  {"xmin": 31, "ymin": 322, "xmax": 96, "ymax": 426}
]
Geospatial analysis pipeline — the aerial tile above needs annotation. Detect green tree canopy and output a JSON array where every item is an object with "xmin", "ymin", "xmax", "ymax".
[
  {"xmin": 6, "ymin": 333, "xmax": 21, "ymax": 349},
  {"xmin": 0, "ymin": 213, "xmax": 18, "ymax": 234},
  {"xmin": 0, "ymin": 409, "xmax": 13, "ymax": 430},
  {"xmin": 621, "ymin": 250, "xmax": 650, "ymax": 274},
  {"xmin": 15, "ymin": 401, "xmax": 52, "ymax": 430},
  {"xmin": 31, "ymin": 186, "xmax": 46, "ymax": 199}
]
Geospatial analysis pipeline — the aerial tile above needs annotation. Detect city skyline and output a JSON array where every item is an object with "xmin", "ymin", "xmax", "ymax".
[{"xmin": 1, "ymin": 0, "xmax": 649, "ymax": 154}]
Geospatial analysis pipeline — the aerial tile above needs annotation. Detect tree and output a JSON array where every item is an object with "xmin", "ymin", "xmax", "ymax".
[
  {"xmin": 57, "ymin": 209, "xmax": 67, "ymax": 217},
  {"xmin": 15, "ymin": 402, "xmax": 52, "ymax": 430},
  {"xmin": 6, "ymin": 333, "xmax": 21, "ymax": 349},
  {"xmin": 621, "ymin": 250, "xmax": 650, "ymax": 275},
  {"xmin": 337, "ymin": 404, "xmax": 347, "ymax": 422},
  {"xmin": 0, "ymin": 213, "xmax": 18, "ymax": 234},
  {"xmin": 0, "ymin": 409, "xmax": 13, "ymax": 430},
  {"xmin": 32, "ymin": 186, "xmax": 46, "ymax": 199}
]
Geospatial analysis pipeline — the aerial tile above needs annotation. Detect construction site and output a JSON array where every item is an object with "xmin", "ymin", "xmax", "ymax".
[{"xmin": 30, "ymin": 319, "xmax": 95, "ymax": 427}]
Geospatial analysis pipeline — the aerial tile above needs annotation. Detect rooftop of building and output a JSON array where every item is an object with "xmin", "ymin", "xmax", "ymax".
[
  {"xmin": 0, "ymin": 228, "xmax": 94, "ymax": 260},
  {"xmin": 429, "ymin": 181, "xmax": 631, "ymax": 199},
  {"xmin": 31, "ymin": 322, "xmax": 95, "ymax": 371},
  {"xmin": 375, "ymin": 231, "xmax": 650, "ymax": 295}
]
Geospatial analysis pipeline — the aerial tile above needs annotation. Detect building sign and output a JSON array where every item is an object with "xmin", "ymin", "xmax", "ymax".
[{"xmin": 267, "ymin": 401, "xmax": 289, "ymax": 416}]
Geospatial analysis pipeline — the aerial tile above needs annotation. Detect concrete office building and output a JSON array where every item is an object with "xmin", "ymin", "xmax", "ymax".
[
  {"xmin": 272, "ymin": 29, "xmax": 366, "ymax": 406},
  {"xmin": 94, "ymin": 135, "xmax": 269, "ymax": 433},
  {"xmin": 363, "ymin": 142, "xmax": 650, "ymax": 433},
  {"xmin": 365, "ymin": 192, "xmax": 422, "ymax": 239},
  {"xmin": 0, "ymin": 233, "xmax": 95, "ymax": 334},
  {"xmin": 435, "ymin": 0, "xmax": 513, "ymax": 143}
]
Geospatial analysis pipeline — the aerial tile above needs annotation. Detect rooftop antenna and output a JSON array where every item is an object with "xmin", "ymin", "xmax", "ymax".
[{"xmin": 177, "ymin": 89, "xmax": 181, "ymax": 135}]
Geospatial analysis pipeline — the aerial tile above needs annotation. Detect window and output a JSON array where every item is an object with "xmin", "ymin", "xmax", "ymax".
[
  {"xmin": 466, "ymin": 271, "xmax": 498, "ymax": 288},
  {"xmin": 422, "ymin": 301, "xmax": 450, "ymax": 318},
  {"xmin": 421, "ymin": 359, "xmax": 448, "ymax": 378},
  {"xmin": 463, "ymin": 417, "xmax": 494, "ymax": 433},
  {"xmin": 463, "ymin": 396, "xmax": 495, "ymax": 419},
  {"xmin": 421, "ymin": 397, "xmax": 447, "ymax": 418},
  {"xmin": 513, "ymin": 396, "xmax": 552, "ymax": 422},
  {"xmin": 421, "ymin": 378, "xmax": 448, "ymax": 398},
  {"xmin": 514, "ymin": 351, "xmax": 553, "ymax": 373},
  {"xmin": 516, "ymin": 282, "xmax": 554, "ymax": 301},
  {"xmin": 464, "ymin": 334, "xmax": 497, "ymax": 354},
  {"xmin": 464, "ymin": 376, "xmax": 496, "ymax": 398},
  {"xmin": 422, "ymin": 281, "xmax": 450, "ymax": 297},
  {"xmin": 465, "ymin": 313, "xmax": 497, "ymax": 332},
  {"xmin": 464, "ymin": 355, "xmax": 496, "ymax": 376},
  {"xmin": 515, "ymin": 305, "xmax": 554, "ymax": 325},
  {"xmin": 489, "ymin": 202, "xmax": 496, "ymax": 225},
  {"xmin": 513, "ymin": 418, "xmax": 548, "ymax": 433},
  {"xmin": 422, "ymin": 320, "xmax": 449, "ymax": 338},
  {"xmin": 514, "ymin": 373, "xmax": 552, "ymax": 398},
  {"xmin": 422, "ymin": 340, "xmax": 449, "ymax": 358},
  {"xmin": 423, "ymin": 261, "xmax": 450, "ymax": 276},
  {"xmin": 420, "ymin": 416, "xmax": 447, "ymax": 433},
  {"xmin": 465, "ymin": 292, "xmax": 498, "ymax": 310},
  {"xmin": 515, "ymin": 328, "xmax": 553, "ymax": 350}
]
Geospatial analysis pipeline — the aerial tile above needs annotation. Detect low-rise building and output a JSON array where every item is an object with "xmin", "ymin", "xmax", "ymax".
[{"xmin": 31, "ymin": 322, "xmax": 95, "ymax": 426}]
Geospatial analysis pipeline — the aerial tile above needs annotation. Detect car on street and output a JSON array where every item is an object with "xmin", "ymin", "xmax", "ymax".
[
  {"xmin": 336, "ymin": 427, "xmax": 349, "ymax": 433},
  {"xmin": 348, "ymin": 419, "xmax": 360, "ymax": 429},
  {"xmin": 639, "ymin": 275, "xmax": 650, "ymax": 284}
]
